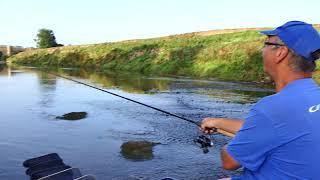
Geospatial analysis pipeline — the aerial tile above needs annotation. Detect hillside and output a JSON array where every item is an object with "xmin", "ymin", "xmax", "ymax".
[{"xmin": 8, "ymin": 25, "xmax": 320, "ymax": 82}]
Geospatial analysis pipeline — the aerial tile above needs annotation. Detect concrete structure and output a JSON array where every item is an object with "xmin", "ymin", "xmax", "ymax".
[{"xmin": 0, "ymin": 45, "xmax": 25, "ymax": 56}]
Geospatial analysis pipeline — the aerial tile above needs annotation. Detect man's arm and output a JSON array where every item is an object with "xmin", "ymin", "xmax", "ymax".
[
  {"xmin": 221, "ymin": 145, "xmax": 241, "ymax": 170},
  {"xmin": 200, "ymin": 118, "xmax": 244, "ymax": 170}
]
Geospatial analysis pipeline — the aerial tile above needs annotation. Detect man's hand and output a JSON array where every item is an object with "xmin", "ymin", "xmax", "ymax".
[
  {"xmin": 200, "ymin": 117, "xmax": 220, "ymax": 134},
  {"xmin": 200, "ymin": 117, "xmax": 244, "ymax": 136}
]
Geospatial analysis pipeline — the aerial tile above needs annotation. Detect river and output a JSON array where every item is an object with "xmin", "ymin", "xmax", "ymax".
[{"xmin": 0, "ymin": 65, "xmax": 274, "ymax": 179}]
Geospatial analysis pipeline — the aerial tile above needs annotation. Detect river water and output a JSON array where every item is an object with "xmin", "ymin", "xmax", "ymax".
[{"xmin": 0, "ymin": 65, "xmax": 275, "ymax": 180}]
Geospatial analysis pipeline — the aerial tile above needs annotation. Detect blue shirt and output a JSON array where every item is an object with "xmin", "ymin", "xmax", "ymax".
[{"xmin": 227, "ymin": 78, "xmax": 320, "ymax": 180}]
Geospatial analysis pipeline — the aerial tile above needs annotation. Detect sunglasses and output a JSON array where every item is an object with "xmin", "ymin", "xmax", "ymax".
[{"xmin": 263, "ymin": 42, "xmax": 285, "ymax": 47}]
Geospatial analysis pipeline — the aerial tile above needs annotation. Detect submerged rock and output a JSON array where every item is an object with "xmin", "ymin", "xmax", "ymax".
[
  {"xmin": 56, "ymin": 112, "xmax": 87, "ymax": 120},
  {"xmin": 120, "ymin": 141, "xmax": 160, "ymax": 161}
]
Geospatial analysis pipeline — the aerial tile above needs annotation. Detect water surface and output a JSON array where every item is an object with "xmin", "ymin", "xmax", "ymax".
[{"xmin": 0, "ymin": 65, "xmax": 275, "ymax": 179}]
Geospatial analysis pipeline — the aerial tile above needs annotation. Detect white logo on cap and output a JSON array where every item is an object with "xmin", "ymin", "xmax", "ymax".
[{"xmin": 309, "ymin": 104, "xmax": 320, "ymax": 113}]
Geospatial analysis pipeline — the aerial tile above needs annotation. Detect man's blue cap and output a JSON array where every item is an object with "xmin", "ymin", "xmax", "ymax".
[{"xmin": 260, "ymin": 21, "xmax": 320, "ymax": 61}]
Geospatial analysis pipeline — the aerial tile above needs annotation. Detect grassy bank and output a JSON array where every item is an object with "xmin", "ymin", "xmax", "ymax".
[{"xmin": 7, "ymin": 28, "xmax": 320, "ymax": 82}]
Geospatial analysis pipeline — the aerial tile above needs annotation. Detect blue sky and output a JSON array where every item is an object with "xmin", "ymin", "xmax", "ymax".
[{"xmin": 1, "ymin": 0, "xmax": 319, "ymax": 47}]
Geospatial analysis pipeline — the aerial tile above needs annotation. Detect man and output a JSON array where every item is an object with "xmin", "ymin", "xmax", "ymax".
[{"xmin": 200, "ymin": 21, "xmax": 320, "ymax": 179}]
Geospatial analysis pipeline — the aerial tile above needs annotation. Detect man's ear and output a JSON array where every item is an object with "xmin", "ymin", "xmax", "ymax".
[{"xmin": 275, "ymin": 47, "xmax": 289, "ymax": 64}]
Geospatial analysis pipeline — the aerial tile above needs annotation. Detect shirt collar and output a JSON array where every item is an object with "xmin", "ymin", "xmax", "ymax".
[{"xmin": 280, "ymin": 78, "xmax": 315, "ymax": 92}]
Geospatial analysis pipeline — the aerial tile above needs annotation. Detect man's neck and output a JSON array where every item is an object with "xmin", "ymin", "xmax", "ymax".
[{"xmin": 274, "ymin": 72, "xmax": 312, "ymax": 92}]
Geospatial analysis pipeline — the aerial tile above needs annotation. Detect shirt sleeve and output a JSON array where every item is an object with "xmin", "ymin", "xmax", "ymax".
[{"xmin": 226, "ymin": 107, "xmax": 278, "ymax": 171}]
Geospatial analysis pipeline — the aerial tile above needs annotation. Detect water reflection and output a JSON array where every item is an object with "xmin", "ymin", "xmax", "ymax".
[
  {"xmin": 4, "ymin": 65, "xmax": 319, "ymax": 104},
  {"xmin": 0, "ymin": 65, "xmax": 4, "ymax": 73},
  {"xmin": 51, "ymin": 68, "xmax": 172, "ymax": 94},
  {"xmin": 38, "ymin": 72, "xmax": 57, "ymax": 88},
  {"xmin": 37, "ymin": 71, "xmax": 57, "ymax": 108},
  {"xmin": 0, "ymin": 66, "xmax": 278, "ymax": 105},
  {"xmin": 198, "ymin": 89, "xmax": 274, "ymax": 104},
  {"xmin": 120, "ymin": 141, "xmax": 159, "ymax": 161},
  {"xmin": 41, "ymin": 68, "xmax": 276, "ymax": 104},
  {"xmin": 0, "ymin": 65, "xmax": 31, "ymax": 77}
]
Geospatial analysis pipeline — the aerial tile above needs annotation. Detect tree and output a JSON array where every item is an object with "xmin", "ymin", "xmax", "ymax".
[{"xmin": 35, "ymin": 29, "xmax": 62, "ymax": 48}]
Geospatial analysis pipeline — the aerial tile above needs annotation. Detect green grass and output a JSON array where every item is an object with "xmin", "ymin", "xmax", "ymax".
[{"xmin": 7, "ymin": 28, "xmax": 320, "ymax": 82}]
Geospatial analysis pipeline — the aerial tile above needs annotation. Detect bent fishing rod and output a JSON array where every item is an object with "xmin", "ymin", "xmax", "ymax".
[{"xmin": 48, "ymin": 71, "xmax": 234, "ymax": 138}]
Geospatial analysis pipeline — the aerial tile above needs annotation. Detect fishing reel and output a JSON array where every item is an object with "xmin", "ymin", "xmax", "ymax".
[{"xmin": 194, "ymin": 135, "xmax": 214, "ymax": 154}]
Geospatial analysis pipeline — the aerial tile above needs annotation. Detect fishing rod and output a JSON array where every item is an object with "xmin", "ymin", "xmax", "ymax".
[
  {"xmin": 48, "ymin": 72, "xmax": 199, "ymax": 126},
  {"xmin": 47, "ymin": 71, "xmax": 234, "ymax": 152}
]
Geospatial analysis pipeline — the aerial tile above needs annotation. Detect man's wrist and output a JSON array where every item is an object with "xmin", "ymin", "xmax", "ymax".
[{"xmin": 214, "ymin": 118, "xmax": 222, "ymax": 129}]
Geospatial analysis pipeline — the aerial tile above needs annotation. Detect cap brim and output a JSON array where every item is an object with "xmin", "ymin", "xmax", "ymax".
[{"xmin": 260, "ymin": 29, "xmax": 278, "ymax": 36}]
